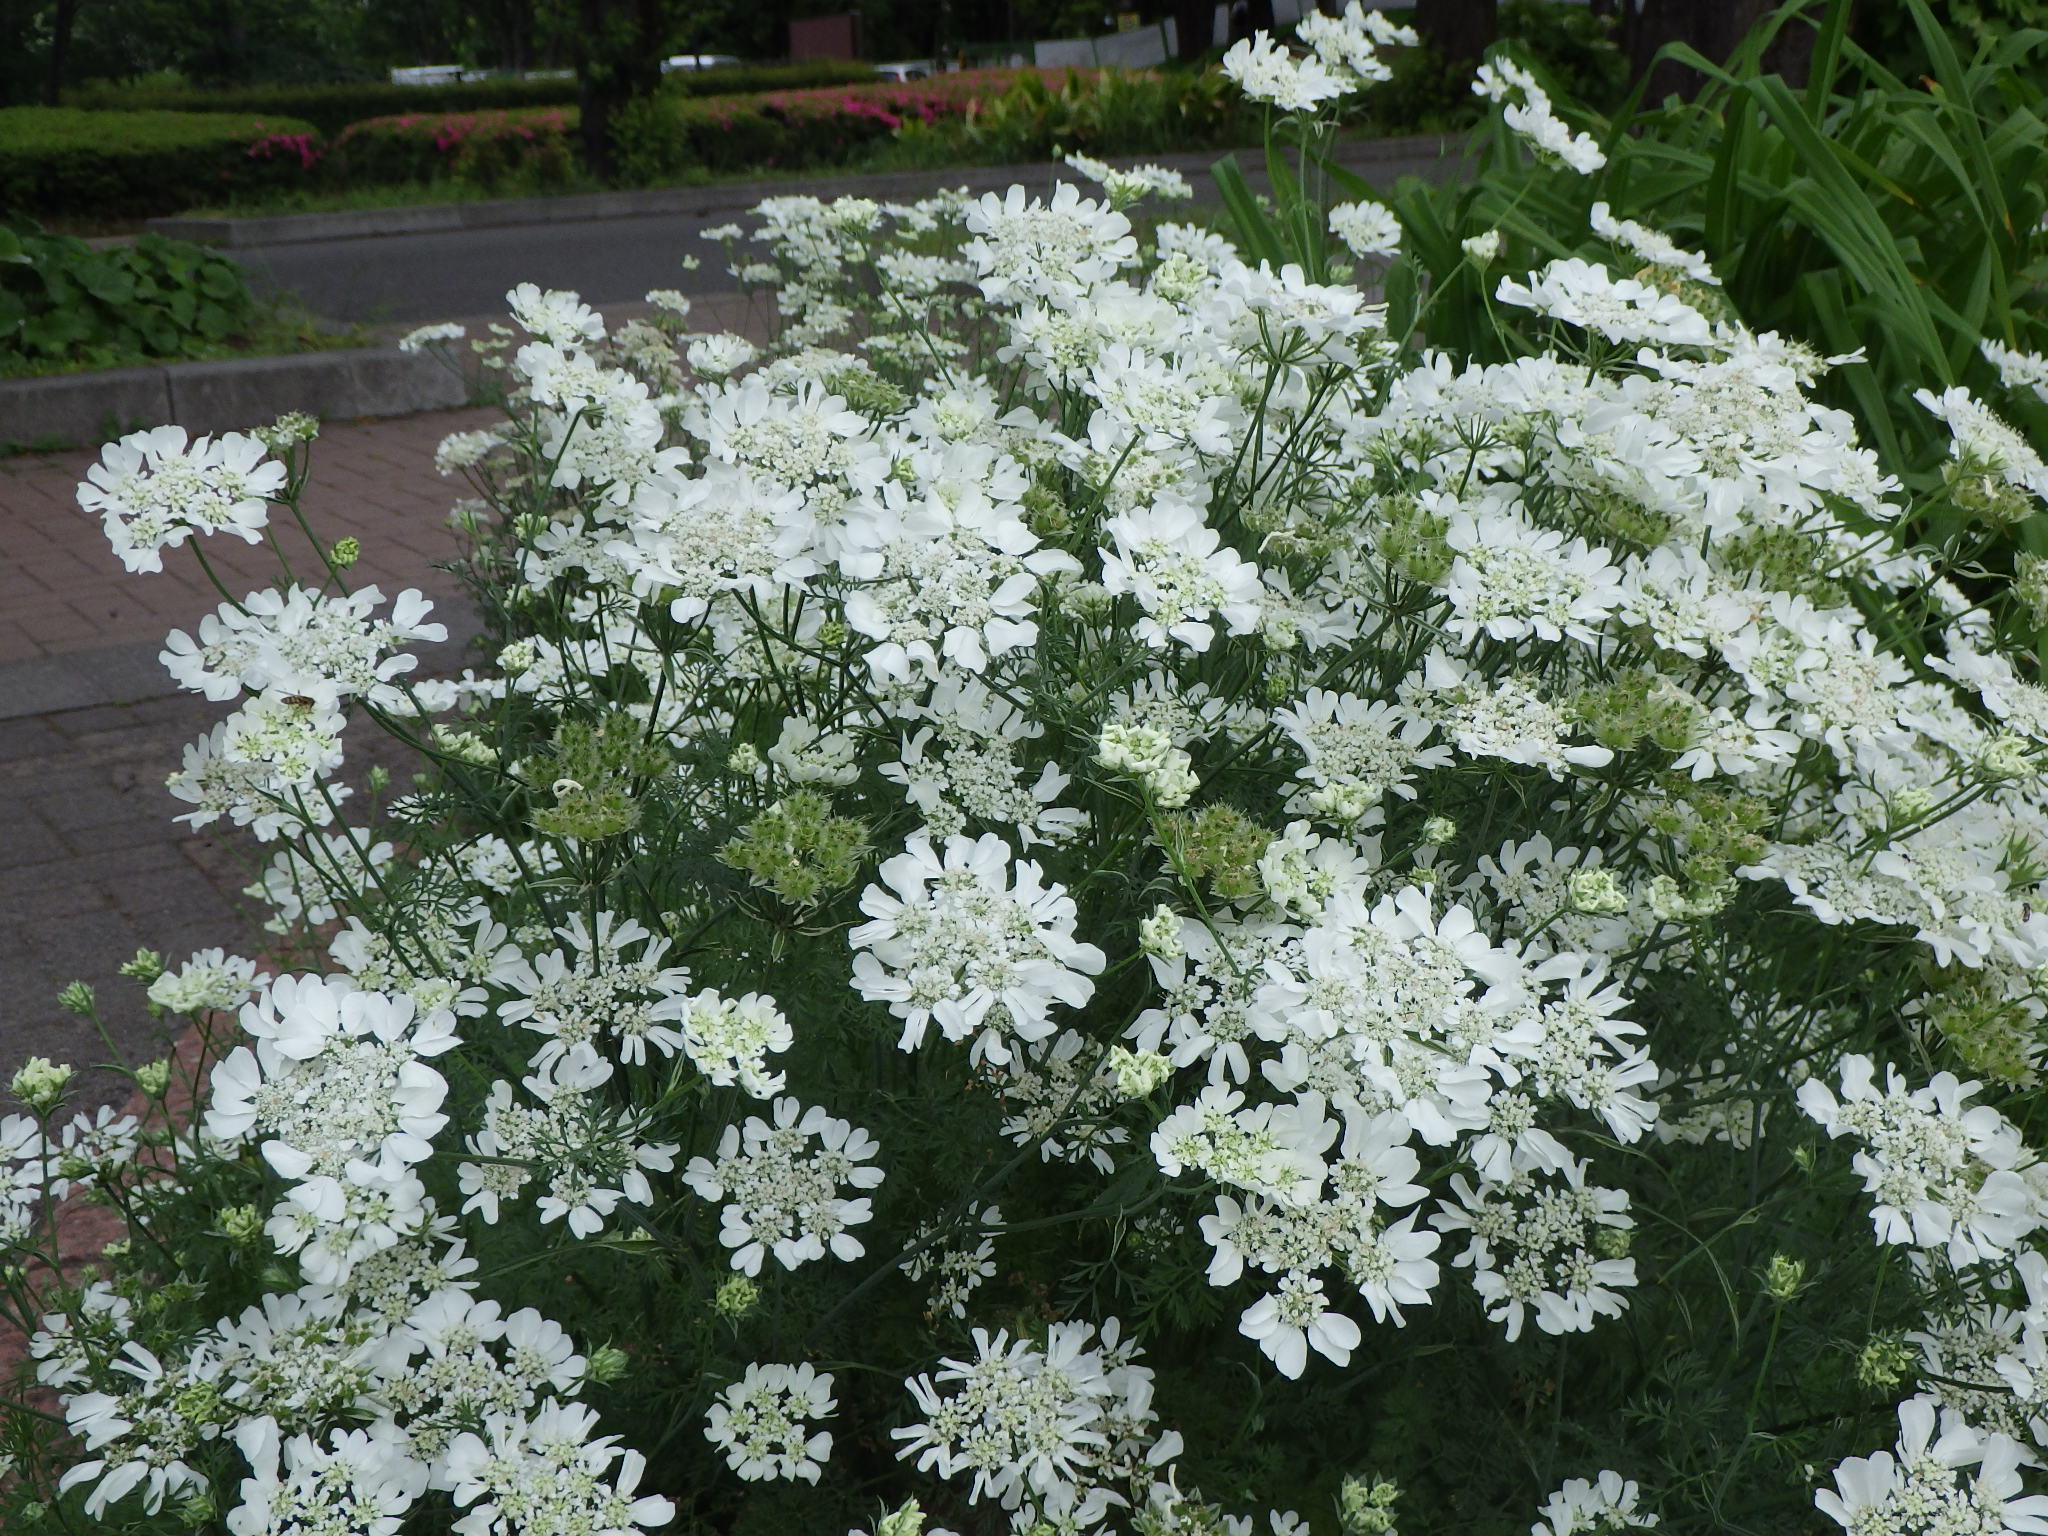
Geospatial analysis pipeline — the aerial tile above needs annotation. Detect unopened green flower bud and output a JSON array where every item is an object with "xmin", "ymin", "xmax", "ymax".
[
  {"xmin": 175, "ymin": 1488, "xmax": 217, "ymax": 1527},
  {"xmin": 1338, "ymin": 1473, "xmax": 1401, "ymax": 1536},
  {"xmin": 366, "ymin": 764, "xmax": 391, "ymax": 793},
  {"xmin": 219, "ymin": 1204, "xmax": 265, "ymax": 1245},
  {"xmin": 56, "ymin": 981, "xmax": 95, "ymax": 1016},
  {"xmin": 1138, "ymin": 904, "xmax": 1182, "ymax": 962},
  {"xmin": 586, "ymin": 1344, "xmax": 632, "ymax": 1384},
  {"xmin": 259, "ymin": 410, "xmax": 319, "ymax": 449},
  {"xmin": 1567, "ymin": 868, "xmax": 1628, "ymax": 916},
  {"xmin": 1977, "ymin": 733, "xmax": 2035, "ymax": 783},
  {"xmin": 1591, "ymin": 1225, "xmax": 1632, "ymax": 1260},
  {"xmin": 1421, "ymin": 815, "xmax": 1457, "ymax": 846},
  {"xmin": 16, "ymin": 1499, "xmax": 47, "ymax": 1526},
  {"xmin": 874, "ymin": 1500, "xmax": 926, "ymax": 1536},
  {"xmin": 713, "ymin": 1275, "xmax": 760, "ymax": 1320},
  {"xmin": 728, "ymin": 743, "xmax": 763, "ymax": 776},
  {"xmin": 1762, "ymin": 1253, "xmax": 1806, "ymax": 1301},
  {"xmin": 134, "ymin": 1059, "xmax": 172, "ymax": 1098},
  {"xmin": 11, "ymin": 1056, "xmax": 72, "ymax": 1113},
  {"xmin": 1856, "ymin": 1334, "xmax": 1916, "ymax": 1391},
  {"xmin": 329, "ymin": 536, "xmax": 360, "ymax": 569},
  {"xmin": 118, "ymin": 948, "xmax": 165, "ymax": 982},
  {"xmin": 1107, "ymin": 1047, "xmax": 1173, "ymax": 1099},
  {"xmin": 101, "ymin": 1237, "xmax": 131, "ymax": 1260}
]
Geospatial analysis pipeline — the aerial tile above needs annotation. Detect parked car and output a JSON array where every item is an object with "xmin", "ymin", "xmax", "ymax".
[
  {"xmin": 872, "ymin": 60, "xmax": 937, "ymax": 82},
  {"xmin": 661, "ymin": 53, "xmax": 742, "ymax": 73}
]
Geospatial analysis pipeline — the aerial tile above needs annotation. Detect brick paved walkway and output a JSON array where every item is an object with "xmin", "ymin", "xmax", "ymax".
[
  {"xmin": 0, "ymin": 403, "xmax": 498, "ymax": 1111},
  {"xmin": 0, "ymin": 290, "xmax": 762, "ymax": 1115}
]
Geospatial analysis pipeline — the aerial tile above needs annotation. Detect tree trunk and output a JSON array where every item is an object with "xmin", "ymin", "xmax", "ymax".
[
  {"xmin": 1171, "ymin": 0, "xmax": 1213, "ymax": 61},
  {"xmin": 1414, "ymin": 0, "xmax": 1497, "ymax": 69},
  {"xmin": 1622, "ymin": 0, "xmax": 1816, "ymax": 102},
  {"xmin": 575, "ymin": 0, "xmax": 665, "ymax": 183},
  {"xmin": 42, "ymin": 0, "xmax": 82, "ymax": 106}
]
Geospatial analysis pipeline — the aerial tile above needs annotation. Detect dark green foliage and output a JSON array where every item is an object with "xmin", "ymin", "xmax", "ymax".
[
  {"xmin": 0, "ymin": 223, "xmax": 258, "ymax": 373},
  {"xmin": 63, "ymin": 62, "xmax": 878, "ymax": 138},
  {"xmin": 0, "ymin": 106, "xmax": 322, "ymax": 217}
]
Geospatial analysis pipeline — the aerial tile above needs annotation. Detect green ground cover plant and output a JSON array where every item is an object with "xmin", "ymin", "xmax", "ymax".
[{"xmin": 0, "ymin": 222, "xmax": 357, "ymax": 377}]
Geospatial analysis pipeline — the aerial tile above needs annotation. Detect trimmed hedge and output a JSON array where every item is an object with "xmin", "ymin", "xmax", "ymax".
[
  {"xmin": 654, "ymin": 69, "xmax": 1070, "ymax": 175},
  {"xmin": 0, "ymin": 108, "xmax": 323, "ymax": 219},
  {"xmin": 66, "ymin": 62, "xmax": 877, "ymax": 137},
  {"xmin": 327, "ymin": 107, "xmax": 576, "ymax": 191}
]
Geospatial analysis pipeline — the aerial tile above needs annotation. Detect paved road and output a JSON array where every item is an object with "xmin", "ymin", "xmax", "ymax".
[{"xmin": 238, "ymin": 139, "xmax": 1465, "ymax": 324}]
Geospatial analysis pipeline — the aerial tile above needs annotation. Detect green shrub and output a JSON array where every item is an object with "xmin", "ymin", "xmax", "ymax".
[
  {"xmin": 0, "ymin": 223, "xmax": 257, "ymax": 374},
  {"xmin": 326, "ymin": 107, "xmax": 577, "ymax": 193},
  {"xmin": 949, "ymin": 66, "xmax": 1255, "ymax": 163},
  {"xmin": 65, "ymin": 63, "xmax": 876, "ymax": 138},
  {"xmin": 0, "ymin": 108, "xmax": 322, "ymax": 219}
]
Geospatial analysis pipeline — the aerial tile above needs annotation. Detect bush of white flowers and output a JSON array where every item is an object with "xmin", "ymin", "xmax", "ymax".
[{"xmin": 16, "ymin": 9, "xmax": 2048, "ymax": 1533}]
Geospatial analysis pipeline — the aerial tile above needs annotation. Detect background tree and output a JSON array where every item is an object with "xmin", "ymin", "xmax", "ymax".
[{"xmin": 1414, "ymin": 0, "xmax": 1497, "ymax": 69}]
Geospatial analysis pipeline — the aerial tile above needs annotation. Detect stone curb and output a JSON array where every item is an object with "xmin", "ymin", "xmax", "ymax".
[
  {"xmin": 0, "ymin": 346, "xmax": 470, "ymax": 452},
  {"xmin": 147, "ymin": 133, "xmax": 1472, "ymax": 249}
]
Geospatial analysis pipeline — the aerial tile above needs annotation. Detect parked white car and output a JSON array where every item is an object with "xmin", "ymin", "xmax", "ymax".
[
  {"xmin": 872, "ymin": 60, "xmax": 937, "ymax": 82},
  {"xmin": 661, "ymin": 53, "xmax": 742, "ymax": 73}
]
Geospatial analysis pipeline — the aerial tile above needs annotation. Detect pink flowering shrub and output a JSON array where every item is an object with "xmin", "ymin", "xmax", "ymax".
[{"xmin": 327, "ymin": 106, "xmax": 575, "ymax": 190}]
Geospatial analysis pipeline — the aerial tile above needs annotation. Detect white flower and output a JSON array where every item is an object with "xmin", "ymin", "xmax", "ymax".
[
  {"xmin": 397, "ymin": 320, "xmax": 466, "ymax": 352},
  {"xmin": 704, "ymin": 1362, "xmax": 836, "ymax": 1483},
  {"xmin": 1432, "ymin": 1163, "xmax": 1637, "ymax": 1342},
  {"xmin": 1498, "ymin": 258, "xmax": 1715, "ymax": 348},
  {"xmin": 1222, "ymin": 33, "xmax": 1354, "ymax": 113},
  {"xmin": 1982, "ymin": 339, "xmax": 2048, "ymax": 405},
  {"xmin": 78, "ymin": 425, "xmax": 285, "ymax": 573},
  {"xmin": 146, "ymin": 948, "xmax": 261, "ymax": 1014},
  {"xmin": 681, "ymin": 1097, "xmax": 883, "ymax": 1275},
  {"xmin": 1917, "ymin": 384, "xmax": 2048, "ymax": 510},
  {"xmin": 1329, "ymin": 200, "xmax": 1403, "ymax": 259},
  {"xmin": 850, "ymin": 831, "xmax": 1106, "ymax": 1066},
  {"xmin": 226, "ymin": 1415, "xmax": 427, "ymax": 1536},
  {"xmin": 1533, "ymin": 1469, "xmax": 1659, "ymax": 1535},
  {"xmin": 1798, "ymin": 1055, "xmax": 2044, "ymax": 1267},
  {"xmin": 1100, "ymin": 501, "xmax": 1264, "ymax": 652},
  {"xmin": 1590, "ymin": 202, "xmax": 1717, "ymax": 285},
  {"xmin": 444, "ymin": 1398, "xmax": 674, "ymax": 1536},
  {"xmin": 1815, "ymin": 1396, "xmax": 2048, "ymax": 1535},
  {"xmin": 506, "ymin": 282, "xmax": 604, "ymax": 346}
]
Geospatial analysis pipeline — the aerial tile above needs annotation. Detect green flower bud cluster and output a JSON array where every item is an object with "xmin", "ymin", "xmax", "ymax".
[
  {"xmin": 719, "ymin": 790, "xmax": 869, "ymax": 908},
  {"xmin": 532, "ymin": 712, "xmax": 671, "ymax": 842},
  {"xmin": 1162, "ymin": 805, "xmax": 1271, "ymax": 902},
  {"xmin": 1571, "ymin": 669, "xmax": 1699, "ymax": 754},
  {"xmin": 1338, "ymin": 1474, "xmax": 1401, "ymax": 1536}
]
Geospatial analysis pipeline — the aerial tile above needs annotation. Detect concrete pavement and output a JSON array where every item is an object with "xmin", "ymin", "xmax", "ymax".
[{"xmin": 233, "ymin": 136, "xmax": 1464, "ymax": 323}]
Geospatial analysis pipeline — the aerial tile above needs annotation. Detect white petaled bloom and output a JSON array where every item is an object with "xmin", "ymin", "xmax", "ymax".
[
  {"xmin": 687, "ymin": 332, "xmax": 759, "ymax": 377},
  {"xmin": 1533, "ymin": 1470, "xmax": 1660, "ymax": 1535},
  {"xmin": 849, "ymin": 831, "xmax": 1107, "ymax": 1066},
  {"xmin": 651, "ymin": 989, "xmax": 793, "ymax": 1097},
  {"xmin": 1329, "ymin": 200, "xmax": 1403, "ymax": 259},
  {"xmin": 56, "ymin": 1340, "xmax": 218, "ymax": 1519},
  {"xmin": 1100, "ymin": 501, "xmax": 1264, "ymax": 652},
  {"xmin": 1815, "ymin": 1395, "xmax": 2048, "ymax": 1535},
  {"xmin": 205, "ymin": 973, "xmax": 458, "ymax": 1183},
  {"xmin": 1797, "ymin": 1055, "xmax": 2045, "ymax": 1267},
  {"xmin": 160, "ymin": 583, "xmax": 446, "ymax": 710},
  {"xmin": 892, "ymin": 1318, "xmax": 1170, "ymax": 1528},
  {"xmin": 1221, "ymin": 33, "xmax": 1354, "ymax": 114},
  {"xmin": 704, "ymin": 1362, "xmax": 837, "ymax": 1483},
  {"xmin": 397, "ymin": 321, "xmax": 466, "ymax": 353},
  {"xmin": 1444, "ymin": 502, "xmax": 1624, "ymax": 644},
  {"xmin": 961, "ymin": 182, "xmax": 1139, "ymax": 301},
  {"xmin": 1917, "ymin": 384, "xmax": 2048, "ymax": 511},
  {"xmin": 1473, "ymin": 57, "xmax": 1605, "ymax": 173},
  {"xmin": 1063, "ymin": 153, "xmax": 1193, "ymax": 207},
  {"xmin": 1274, "ymin": 687, "xmax": 1449, "ymax": 822},
  {"xmin": 1431, "ymin": 1163, "xmax": 1638, "ymax": 1342},
  {"xmin": 506, "ymin": 282, "xmax": 604, "ymax": 346},
  {"xmin": 443, "ymin": 1398, "xmax": 675, "ymax": 1536},
  {"xmin": 1982, "ymin": 339, "xmax": 2048, "ymax": 405},
  {"xmin": 1590, "ymin": 202, "xmax": 1717, "ymax": 285},
  {"xmin": 225, "ymin": 1415, "xmax": 428, "ymax": 1536},
  {"xmin": 497, "ymin": 912, "xmax": 693, "ymax": 1073},
  {"xmin": 78, "ymin": 426, "xmax": 286, "ymax": 573},
  {"xmin": 1497, "ymin": 259, "xmax": 1715, "ymax": 349},
  {"xmin": 681, "ymin": 1097, "xmax": 883, "ymax": 1275},
  {"xmin": 146, "ymin": 948, "xmax": 261, "ymax": 1014}
]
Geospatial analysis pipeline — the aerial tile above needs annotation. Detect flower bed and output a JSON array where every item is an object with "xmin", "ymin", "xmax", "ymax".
[
  {"xmin": 13, "ymin": 8, "xmax": 2048, "ymax": 1534},
  {"xmin": 325, "ymin": 106, "xmax": 577, "ymax": 191}
]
